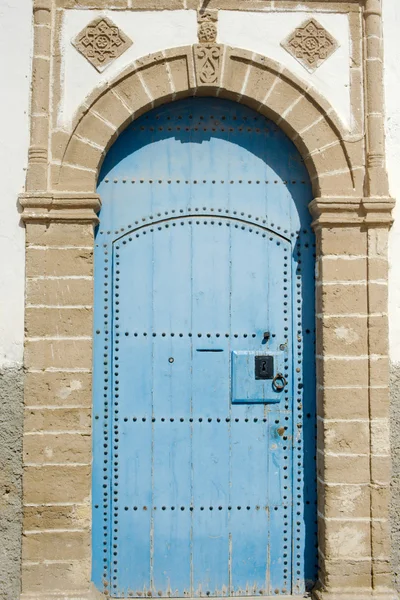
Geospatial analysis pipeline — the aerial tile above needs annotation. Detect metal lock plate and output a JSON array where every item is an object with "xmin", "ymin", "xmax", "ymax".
[
  {"xmin": 255, "ymin": 355, "xmax": 274, "ymax": 380},
  {"xmin": 231, "ymin": 351, "xmax": 286, "ymax": 404}
]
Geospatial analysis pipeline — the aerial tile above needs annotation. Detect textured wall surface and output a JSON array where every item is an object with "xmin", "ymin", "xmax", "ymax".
[
  {"xmin": 0, "ymin": 368, "xmax": 24, "ymax": 600},
  {"xmin": 0, "ymin": 0, "xmax": 31, "ymax": 597},
  {"xmin": 390, "ymin": 366, "xmax": 400, "ymax": 593},
  {"xmin": 383, "ymin": 2, "xmax": 400, "ymax": 593}
]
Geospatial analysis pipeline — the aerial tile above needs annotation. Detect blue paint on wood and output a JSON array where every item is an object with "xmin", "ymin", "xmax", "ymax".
[{"xmin": 92, "ymin": 98, "xmax": 317, "ymax": 597}]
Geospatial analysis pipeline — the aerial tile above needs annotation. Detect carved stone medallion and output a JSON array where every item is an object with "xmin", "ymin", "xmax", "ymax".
[
  {"xmin": 197, "ymin": 10, "xmax": 218, "ymax": 43},
  {"xmin": 72, "ymin": 16, "xmax": 133, "ymax": 72},
  {"xmin": 281, "ymin": 18, "xmax": 338, "ymax": 73}
]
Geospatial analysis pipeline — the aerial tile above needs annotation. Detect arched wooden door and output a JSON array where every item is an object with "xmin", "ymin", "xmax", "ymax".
[{"xmin": 93, "ymin": 98, "xmax": 317, "ymax": 598}]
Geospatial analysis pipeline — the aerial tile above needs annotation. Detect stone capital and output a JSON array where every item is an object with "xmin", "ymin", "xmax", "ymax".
[
  {"xmin": 309, "ymin": 196, "xmax": 395, "ymax": 229},
  {"xmin": 19, "ymin": 192, "xmax": 101, "ymax": 224}
]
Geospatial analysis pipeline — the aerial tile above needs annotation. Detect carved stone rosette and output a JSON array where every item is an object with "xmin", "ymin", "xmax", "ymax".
[
  {"xmin": 73, "ymin": 16, "xmax": 133, "ymax": 72},
  {"xmin": 194, "ymin": 10, "xmax": 221, "ymax": 87},
  {"xmin": 281, "ymin": 18, "xmax": 338, "ymax": 73}
]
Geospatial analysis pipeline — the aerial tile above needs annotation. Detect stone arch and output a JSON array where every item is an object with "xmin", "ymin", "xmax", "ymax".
[{"xmin": 54, "ymin": 45, "xmax": 362, "ymax": 198}]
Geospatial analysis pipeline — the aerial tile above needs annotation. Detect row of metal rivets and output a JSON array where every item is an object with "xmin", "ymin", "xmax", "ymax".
[
  {"xmin": 118, "ymin": 417, "xmax": 289, "ymax": 424},
  {"xmin": 110, "ymin": 505, "xmax": 283, "ymax": 511},
  {"xmin": 114, "ymin": 226, "xmax": 286, "ymax": 244},
  {"xmin": 124, "ymin": 590, "xmax": 283, "ymax": 598},
  {"xmin": 104, "ymin": 179, "xmax": 307, "ymax": 185},
  {"xmin": 101, "ymin": 243, "xmax": 110, "ymax": 589},
  {"xmin": 133, "ymin": 126, "xmax": 283, "ymax": 132},
  {"xmin": 119, "ymin": 332, "xmax": 260, "ymax": 338},
  {"xmin": 98, "ymin": 211, "xmax": 314, "ymax": 237},
  {"xmin": 142, "ymin": 114, "xmax": 269, "ymax": 122}
]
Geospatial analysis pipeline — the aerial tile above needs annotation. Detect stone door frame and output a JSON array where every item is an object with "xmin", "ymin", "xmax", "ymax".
[{"xmin": 19, "ymin": 1, "xmax": 397, "ymax": 598}]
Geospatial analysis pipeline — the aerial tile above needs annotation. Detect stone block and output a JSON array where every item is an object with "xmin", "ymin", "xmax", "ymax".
[
  {"xmin": 369, "ymin": 315, "xmax": 389, "ymax": 356},
  {"xmin": 318, "ymin": 419, "xmax": 369, "ymax": 455},
  {"xmin": 169, "ymin": 56, "xmax": 193, "ymax": 95},
  {"xmin": 368, "ymin": 282, "xmax": 388, "ymax": 314},
  {"xmin": 24, "ymin": 432, "xmax": 91, "ymax": 464},
  {"xmin": 62, "ymin": 136, "xmax": 104, "ymax": 172},
  {"xmin": 318, "ymin": 481, "xmax": 370, "ymax": 519},
  {"xmin": 26, "ymin": 247, "xmax": 93, "ymax": 277},
  {"xmin": 26, "ymin": 278, "xmax": 94, "ymax": 307},
  {"xmin": 371, "ymin": 519, "xmax": 391, "ymax": 559},
  {"xmin": 91, "ymin": 89, "xmax": 131, "ymax": 130},
  {"xmin": 115, "ymin": 72, "xmax": 154, "ymax": 114},
  {"xmin": 24, "ymin": 339, "xmax": 92, "ymax": 370},
  {"xmin": 316, "ymin": 283, "xmax": 368, "ymax": 315},
  {"xmin": 318, "ymin": 257, "xmax": 367, "ymax": 282},
  {"xmin": 26, "ymin": 222, "xmax": 94, "ymax": 246},
  {"xmin": 22, "ymin": 531, "xmax": 90, "ymax": 561},
  {"xmin": 318, "ymin": 452, "xmax": 370, "ymax": 484},
  {"xmin": 316, "ymin": 316, "xmax": 368, "ymax": 357},
  {"xmin": 317, "ymin": 386, "xmax": 369, "ymax": 420},
  {"xmin": 23, "ymin": 466, "xmax": 91, "ymax": 504},
  {"xmin": 140, "ymin": 61, "xmax": 174, "ymax": 105},
  {"xmin": 74, "ymin": 111, "xmax": 116, "ymax": 150},
  {"xmin": 24, "ymin": 503, "xmax": 90, "ymax": 531},
  {"xmin": 317, "ymin": 227, "xmax": 367, "ymax": 257},
  {"xmin": 25, "ymin": 307, "xmax": 92, "ymax": 337},
  {"xmin": 317, "ymin": 358, "xmax": 369, "ymax": 388},
  {"xmin": 22, "ymin": 560, "xmax": 90, "ymax": 593},
  {"xmin": 371, "ymin": 455, "xmax": 391, "ymax": 485},
  {"xmin": 324, "ymin": 519, "xmax": 371, "ymax": 559},
  {"xmin": 24, "ymin": 408, "xmax": 91, "ymax": 433},
  {"xmin": 370, "ymin": 357, "xmax": 389, "ymax": 388},
  {"xmin": 24, "ymin": 371, "xmax": 92, "ymax": 408}
]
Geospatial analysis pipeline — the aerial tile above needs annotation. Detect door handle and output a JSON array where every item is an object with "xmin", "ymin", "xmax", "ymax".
[{"xmin": 272, "ymin": 372, "xmax": 287, "ymax": 392}]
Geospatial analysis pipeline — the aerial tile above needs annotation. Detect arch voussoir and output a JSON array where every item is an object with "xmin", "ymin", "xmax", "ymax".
[{"xmin": 56, "ymin": 45, "xmax": 358, "ymax": 198}]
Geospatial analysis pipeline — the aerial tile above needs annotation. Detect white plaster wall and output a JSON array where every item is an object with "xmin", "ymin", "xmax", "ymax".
[
  {"xmin": 384, "ymin": 0, "xmax": 400, "ymax": 363},
  {"xmin": 0, "ymin": 0, "xmax": 32, "ymax": 368},
  {"xmin": 59, "ymin": 9, "xmax": 351, "ymax": 131},
  {"xmin": 59, "ymin": 10, "xmax": 198, "ymax": 129},
  {"xmin": 218, "ymin": 11, "xmax": 352, "ymax": 130}
]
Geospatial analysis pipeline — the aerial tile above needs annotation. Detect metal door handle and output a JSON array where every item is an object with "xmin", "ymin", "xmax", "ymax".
[{"xmin": 272, "ymin": 373, "xmax": 287, "ymax": 391}]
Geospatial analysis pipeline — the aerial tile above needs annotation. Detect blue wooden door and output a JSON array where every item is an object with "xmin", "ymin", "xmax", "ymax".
[{"xmin": 93, "ymin": 98, "xmax": 317, "ymax": 597}]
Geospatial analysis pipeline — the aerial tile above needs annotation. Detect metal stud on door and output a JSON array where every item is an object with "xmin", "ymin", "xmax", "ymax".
[{"xmin": 93, "ymin": 98, "xmax": 317, "ymax": 597}]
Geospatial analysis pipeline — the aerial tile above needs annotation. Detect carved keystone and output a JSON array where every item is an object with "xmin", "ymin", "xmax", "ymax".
[
  {"xmin": 193, "ymin": 44, "xmax": 222, "ymax": 87},
  {"xmin": 72, "ymin": 16, "xmax": 132, "ymax": 72},
  {"xmin": 281, "ymin": 18, "xmax": 338, "ymax": 73},
  {"xmin": 194, "ymin": 9, "xmax": 221, "ymax": 87}
]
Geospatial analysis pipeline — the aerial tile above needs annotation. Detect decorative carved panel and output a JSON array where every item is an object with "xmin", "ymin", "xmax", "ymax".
[
  {"xmin": 281, "ymin": 18, "xmax": 338, "ymax": 73},
  {"xmin": 193, "ymin": 44, "xmax": 222, "ymax": 86},
  {"xmin": 194, "ymin": 9, "xmax": 221, "ymax": 86},
  {"xmin": 72, "ymin": 16, "xmax": 133, "ymax": 72}
]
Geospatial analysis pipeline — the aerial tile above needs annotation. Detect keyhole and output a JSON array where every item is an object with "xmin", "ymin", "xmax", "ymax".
[{"xmin": 261, "ymin": 361, "xmax": 267, "ymax": 372}]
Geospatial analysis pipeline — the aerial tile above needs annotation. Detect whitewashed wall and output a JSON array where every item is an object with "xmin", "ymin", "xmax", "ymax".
[
  {"xmin": 0, "ymin": 0, "xmax": 32, "ymax": 368},
  {"xmin": 384, "ymin": 1, "xmax": 400, "ymax": 364}
]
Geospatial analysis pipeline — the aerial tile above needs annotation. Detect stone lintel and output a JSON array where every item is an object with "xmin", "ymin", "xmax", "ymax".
[
  {"xmin": 309, "ymin": 196, "xmax": 395, "ymax": 229},
  {"xmin": 19, "ymin": 193, "xmax": 101, "ymax": 224}
]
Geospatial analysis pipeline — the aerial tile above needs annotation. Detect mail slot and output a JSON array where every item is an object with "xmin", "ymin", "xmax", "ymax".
[{"xmin": 231, "ymin": 351, "xmax": 285, "ymax": 404}]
